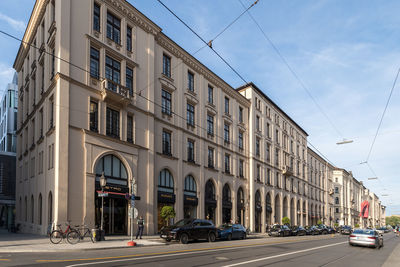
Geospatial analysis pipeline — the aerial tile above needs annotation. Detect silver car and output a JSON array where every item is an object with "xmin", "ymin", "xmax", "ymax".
[{"xmin": 349, "ymin": 229, "xmax": 383, "ymax": 248}]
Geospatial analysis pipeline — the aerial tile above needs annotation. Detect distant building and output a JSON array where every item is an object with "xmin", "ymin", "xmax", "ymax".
[{"xmin": 0, "ymin": 72, "xmax": 18, "ymax": 153}]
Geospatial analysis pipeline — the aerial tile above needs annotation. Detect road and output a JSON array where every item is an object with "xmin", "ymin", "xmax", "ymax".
[{"xmin": 1, "ymin": 233, "xmax": 399, "ymax": 266}]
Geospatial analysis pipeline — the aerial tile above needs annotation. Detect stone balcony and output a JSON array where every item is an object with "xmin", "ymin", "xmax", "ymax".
[{"xmin": 101, "ymin": 79, "xmax": 132, "ymax": 105}]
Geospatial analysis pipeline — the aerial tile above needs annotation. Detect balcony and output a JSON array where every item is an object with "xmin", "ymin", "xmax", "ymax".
[
  {"xmin": 101, "ymin": 79, "xmax": 132, "ymax": 105},
  {"xmin": 282, "ymin": 165, "xmax": 293, "ymax": 176}
]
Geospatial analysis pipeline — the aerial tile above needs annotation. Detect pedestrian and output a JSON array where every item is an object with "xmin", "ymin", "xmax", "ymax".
[{"xmin": 136, "ymin": 216, "xmax": 144, "ymax": 239}]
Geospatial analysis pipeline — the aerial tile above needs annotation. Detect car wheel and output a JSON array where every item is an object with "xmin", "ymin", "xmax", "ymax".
[
  {"xmin": 180, "ymin": 233, "xmax": 189, "ymax": 244},
  {"xmin": 208, "ymin": 232, "xmax": 216, "ymax": 242},
  {"xmin": 166, "ymin": 238, "xmax": 171, "ymax": 242},
  {"xmin": 227, "ymin": 233, "xmax": 232, "ymax": 241}
]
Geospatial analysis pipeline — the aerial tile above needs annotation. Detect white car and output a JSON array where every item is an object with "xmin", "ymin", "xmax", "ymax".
[{"xmin": 349, "ymin": 229, "xmax": 383, "ymax": 248}]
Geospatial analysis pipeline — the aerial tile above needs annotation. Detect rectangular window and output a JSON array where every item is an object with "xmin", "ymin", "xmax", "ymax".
[
  {"xmin": 267, "ymin": 169, "xmax": 271, "ymax": 185},
  {"xmin": 90, "ymin": 101, "xmax": 98, "ymax": 132},
  {"xmin": 30, "ymin": 157, "xmax": 35, "ymax": 178},
  {"xmin": 208, "ymin": 85, "xmax": 213, "ymax": 104},
  {"xmin": 90, "ymin": 47, "xmax": 100, "ymax": 79},
  {"xmin": 105, "ymin": 56, "xmax": 121, "ymax": 90},
  {"xmin": 38, "ymin": 151, "xmax": 43, "ymax": 174},
  {"xmin": 127, "ymin": 115, "xmax": 133, "ymax": 143},
  {"xmin": 256, "ymin": 137, "xmax": 260, "ymax": 156},
  {"xmin": 207, "ymin": 114, "xmax": 214, "ymax": 135},
  {"xmin": 106, "ymin": 12, "xmax": 121, "ymax": 43},
  {"xmin": 225, "ymin": 154, "xmax": 230, "ymax": 173},
  {"xmin": 49, "ymin": 96, "xmax": 54, "ymax": 129},
  {"xmin": 224, "ymin": 97, "xmax": 229, "ymax": 114},
  {"xmin": 161, "ymin": 89, "xmax": 172, "ymax": 115},
  {"xmin": 267, "ymin": 123, "xmax": 270, "ymax": 138},
  {"xmin": 39, "ymin": 108, "xmax": 43, "ymax": 137},
  {"xmin": 127, "ymin": 26, "xmax": 132, "ymax": 52},
  {"xmin": 208, "ymin": 147, "xmax": 214, "ymax": 168},
  {"xmin": 31, "ymin": 119, "xmax": 35, "ymax": 145},
  {"xmin": 239, "ymin": 107, "xmax": 243, "ymax": 123},
  {"xmin": 224, "ymin": 123, "xmax": 230, "ymax": 143},
  {"xmin": 106, "ymin": 107, "xmax": 120, "ymax": 138},
  {"xmin": 256, "ymin": 165, "xmax": 261, "ymax": 182},
  {"xmin": 238, "ymin": 131, "xmax": 243, "ymax": 150},
  {"xmin": 48, "ymin": 144, "xmax": 54, "ymax": 170},
  {"xmin": 275, "ymin": 148, "xmax": 280, "ymax": 166},
  {"xmin": 275, "ymin": 129, "xmax": 279, "ymax": 144},
  {"xmin": 239, "ymin": 159, "xmax": 244, "ymax": 177},
  {"xmin": 186, "ymin": 103, "xmax": 195, "ymax": 126},
  {"xmin": 256, "ymin": 115, "xmax": 260, "ymax": 131},
  {"xmin": 162, "ymin": 130, "xmax": 171, "ymax": 155},
  {"xmin": 266, "ymin": 143, "xmax": 270, "ymax": 162},
  {"xmin": 162, "ymin": 54, "xmax": 171, "ymax": 77},
  {"xmin": 187, "ymin": 139, "xmax": 194, "ymax": 162},
  {"xmin": 187, "ymin": 71, "xmax": 194, "ymax": 91},
  {"xmin": 51, "ymin": 48, "xmax": 55, "ymax": 80},
  {"xmin": 335, "ymin": 187, "xmax": 339, "ymax": 193},
  {"xmin": 93, "ymin": 3, "xmax": 100, "ymax": 32},
  {"xmin": 40, "ymin": 61, "xmax": 44, "ymax": 94},
  {"xmin": 126, "ymin": 67, "xmax": 133, "ymax": 96},
  {"xmin": 276, "ymin": 172, "xmax": 280, "ymax": 188}
]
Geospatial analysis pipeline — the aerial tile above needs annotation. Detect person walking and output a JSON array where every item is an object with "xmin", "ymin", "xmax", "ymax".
[{"xmin": 136, "ymin": 216, "xmax": 144, "ymax": 239}]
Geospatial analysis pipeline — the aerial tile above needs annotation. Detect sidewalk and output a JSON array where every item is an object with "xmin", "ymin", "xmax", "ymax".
[
  {"xmin": 383, "ymin": 240, "xmax": 400, "ymax": 267},
  {"xmin": 0, "ymin": 229, "xmax": 165, "ymax": 253}
]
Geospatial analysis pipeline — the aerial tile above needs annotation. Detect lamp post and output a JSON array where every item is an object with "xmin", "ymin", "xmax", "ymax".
[{"xmin": 100, "ymin": 172, "xmax": 107, "ymax": 240}]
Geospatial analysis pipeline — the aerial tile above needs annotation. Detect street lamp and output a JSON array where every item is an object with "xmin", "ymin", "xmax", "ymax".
[{"xmin": 100, "ymin": 172, "xmax": 107, "ymax": 240}]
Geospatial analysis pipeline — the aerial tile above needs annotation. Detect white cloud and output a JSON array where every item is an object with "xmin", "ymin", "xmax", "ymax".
[
  {"xmin": 0, "ymin": 62, "xmax": 15, "ymax": 94},
  {"xmin": 0, "ymin": 12, "xmax": 26, "ymax": 32}
]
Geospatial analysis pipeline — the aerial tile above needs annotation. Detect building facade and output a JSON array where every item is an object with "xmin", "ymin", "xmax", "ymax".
[{"xmin": 14, "ymin": 0, "xmax": 384, "ymax": 235}]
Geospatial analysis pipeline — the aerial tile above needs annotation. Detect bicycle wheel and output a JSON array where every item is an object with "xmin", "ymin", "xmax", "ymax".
[
  {"xmin": 67, "ymin": 230, "xmax": 80, "ymax": 245},
  {"xmin": 86, "ymin": 229, "xmax": 94, "ymax": 243},
  {"xmin": 50, "ymin": 230, "xmax": 63, "ymax": 244}
]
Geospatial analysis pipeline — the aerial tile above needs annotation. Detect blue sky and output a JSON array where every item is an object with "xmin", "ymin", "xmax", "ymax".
[{"xmin": 0, "ymin": 0, "xmax": 399, "ymax": 216}]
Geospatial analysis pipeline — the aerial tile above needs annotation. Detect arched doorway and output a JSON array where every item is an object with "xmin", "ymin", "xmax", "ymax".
[
  {"xmin": 290, "ymin": 198, "xmax": 295, "ymax": 226},
  {"xmin": 303, "ymin": 201, "xmax": 306, "ymax": 225},
  {"xmin": 222, "ymin": 184, "xmax": 232, "ymax": 223},
  {"xmin": 297, "ymin": 200, "xmax": 301, "ymax": 226},
  {"xmin": 157, "ymin": 169, "xmax": 175, "ymax": 231},
  {"xmin": 266, "ymin": 193, "xmax": 272, "ymax": 226},
  {"xmin": 205, "ymin": 180, "xmax": 216, "ymax": 224},
  {"xmin": 274, "ymin": 194, "xmax": 281, "ymax": 224},
  {"xmin": 48, "ymin": 192, "xmax": 52, "ymax": 224},
  {"xmin": 237, "ymin": 187, "xmax": 245, "ymax": 226},
  {"xmin": 184, "ymin": 175, "xmax": 197, "ymax": 219},
  {"xmin": 283, "ymin": 197, "xmax": 288, "ymax": 218},
  {"xmin": 255, "ymin": 190, "xmax": 262, "ymax": 232},
  {"xmin": 94, "ymin": 154, "xmax": 129, "ymax": 235}
]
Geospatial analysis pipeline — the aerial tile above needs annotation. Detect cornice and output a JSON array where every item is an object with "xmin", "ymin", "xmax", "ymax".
[
  {"xmin": 14, "ymin": 0, "xmax": 50, "ymax": 71},
  {"xmin": 155, "ymin": 33, "xmax": 250, "ymax": 107},
  {"xmin": 105, "ymin": 0, "xmax": 161, "ymax": 36}
]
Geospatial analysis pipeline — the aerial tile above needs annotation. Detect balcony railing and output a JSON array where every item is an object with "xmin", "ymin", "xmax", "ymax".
[
  {"xmin": 101, "ymin": 79, "xmax": 132, "ymax": 104},
  {"xmin": 282, "ymin": 165, "xmax": 293, "ymax": 176}
]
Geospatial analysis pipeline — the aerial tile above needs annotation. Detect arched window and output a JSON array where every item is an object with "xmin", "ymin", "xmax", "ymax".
[
  {"xmin": 237, "ymin": 187, "xmax": 244, "ymax": 204},
  {"xmin": 266, "ymin": 194, "xmax": 271, "ymax": 206},
  {"xmin": 184, "ymin": 175, "xmax": 196, "ymax": 196},
  {"xmin": 38, "ymin": 194, "xmax": 43, "ymax": 225},
  {"xmin": 205, "ymin": 180, "xmax": 215, "ymax": 200},
  {"xmin": 48, "ymin": 192, "xmax": 53, "ymax": 224},
  {"xmin": 31, "ymin": 195, "xmax": 34, "ymax": 223},
  {"xmin": 158, "ymin": 169, "xmax": 174, "ymax": 193},
  {"xmin": 335, "ymin": 197, "xmax": 339, "ymax": 205},
  {"xmin": 222, "ymin": 184, "xmax": 231, "ymax": 202},
  {"xmin": 95, "ymin": 154, "xmax": 128, "ymax": 185}
]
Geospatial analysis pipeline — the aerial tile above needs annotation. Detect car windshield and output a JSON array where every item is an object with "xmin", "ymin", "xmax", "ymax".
[
  {"xmin": 272, "ymin": 225, "xmax": 281, "ymax": 229},
  {"xmin": 172, "ymin": 219, "xmax": 193, "ymax": 227},
  {"xmin": 218, "ymin": 224, "xmax": 232, "ymax": 229},
  {"xmin": 353, "ymin": 229, "xmax": 375, "ymax": 235}
]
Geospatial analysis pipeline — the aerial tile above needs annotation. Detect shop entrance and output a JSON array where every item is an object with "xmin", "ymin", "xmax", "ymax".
[{"xmin": 95, "ymin": 196, "xmax": 127, "ymax": 235}]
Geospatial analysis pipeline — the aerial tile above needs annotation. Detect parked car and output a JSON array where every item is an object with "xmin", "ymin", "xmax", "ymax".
[
  {"xmin": 317, "ymin": 225, "xmax": 329, "ymax": 235},
  {"xmin": 326, "ymin": 226, "xmax": 336, "ymax": 234},
  {"xmin": 268, "ymin": 224, "xmax": 292, "ymax": 237},
  {"xmin": 160, "ymin": 218, "xmax": 217, "ymax": 244},
  {"xmin": 306, "ymin": 226, "xmax": 321, "ymax": 235},
  {"xmin": 217, "ymin": 224, "xmax": 247, "ymax": 240},
  {"xmin": 291, "ymin": 226, "xmax": 306, "ymax": 236},
  {"xmin": 349, "ymin": 229, "xmax": 383, "ymax": 248},
  {"xmin": 340, "ymin": 225, "xmax": 353, "ymax": 235}
]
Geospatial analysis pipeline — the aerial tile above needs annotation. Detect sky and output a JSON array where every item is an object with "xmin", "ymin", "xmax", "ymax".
[{"xmin": 0, "ymin": 0, "xmax": 399, "ymax": 216}]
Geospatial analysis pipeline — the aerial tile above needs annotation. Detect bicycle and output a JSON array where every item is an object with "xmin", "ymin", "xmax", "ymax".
[
  {"xmin": 49, "ymin": 221, "xmax": 76, "ymax": 244},
  {"xmin": 66, "ymin": 225, "xmax": 94, "ymax": 244}
]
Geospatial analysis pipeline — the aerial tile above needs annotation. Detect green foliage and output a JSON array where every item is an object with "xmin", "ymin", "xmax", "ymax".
[
  {"xmin": 334, "ymin": 223, "xmax": 339, "ymax": 228},
  {"xmin": 386, "ymin": 216, "xmax": 400, "ymax": 227},
  {"xmin": 282, "ymin": 217, "xmax": 291, "ymax": 225},
  {"xmin": 160, "ymin": 206, "xmax": 176, "ymax": 226},
  {"xmin": 355, "ymin": 224, "xmax": 360, "ymax": 228},
  {"xmin": 317, "ymin": 220, "xmax": 323, "ymax": 225}
]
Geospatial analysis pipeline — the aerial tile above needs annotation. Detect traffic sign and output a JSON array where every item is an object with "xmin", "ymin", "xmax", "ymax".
[{"xmin": 131, "ymin": 199, "xmax": 135, "ymax": 207}]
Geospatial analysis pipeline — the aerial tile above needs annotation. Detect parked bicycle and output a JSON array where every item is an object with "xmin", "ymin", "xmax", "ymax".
[
  {"xmin": 66, "ymin": 225, "xmax": 94, "ymax": 244},
  {"xmin": 49, "ymin": 221, "xmax": 77, "ymax": 244}
]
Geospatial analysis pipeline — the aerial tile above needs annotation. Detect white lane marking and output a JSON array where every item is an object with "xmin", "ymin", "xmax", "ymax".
[
  {"xmin": 222, "ymin": 241, "xmax": 348, "ymax": 267},
  {"xmin": 65, "ymin": 238, "xmax": 344, "ymax": 267}
]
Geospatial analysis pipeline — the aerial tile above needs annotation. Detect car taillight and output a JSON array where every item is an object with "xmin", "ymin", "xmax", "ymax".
[
  {"xmin": 349, "ymin": 234, "xmax": 356, "ymax": 238},
  {"xmin": 368, "ymin": 237, "xmax": 376, "ymax": 240}
]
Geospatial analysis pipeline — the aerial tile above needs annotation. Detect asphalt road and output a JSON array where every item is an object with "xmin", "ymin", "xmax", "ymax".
[{"xmin": 1, "ymin": 233, "xmax": 399, "ymax": 267}]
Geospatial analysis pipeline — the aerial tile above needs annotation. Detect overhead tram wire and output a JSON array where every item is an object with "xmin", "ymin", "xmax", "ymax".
[
  {"xmin": 155, "ymin": 0, "xmax": 248, "ymax": 84},
  {"xmin": 237, "ymin": 0, "xmax": 344, "ymax": 139}
]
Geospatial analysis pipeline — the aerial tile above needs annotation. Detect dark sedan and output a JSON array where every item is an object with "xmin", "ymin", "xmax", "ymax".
[
  {"xmin": 291, "ymin": 226, "xmax": 306, "ymax": 236},
  {"xmin": 341, "ymin": 225, "xmax": 353, "ymax": 235},
  {"xmin": 268, "ymin": 224, "xmax": 292, "ymax": 237},
  {"xmin": 306, "ymin": 226, "xmax": 322, "ymax": 235},
  {"xmin": 317, "ymin": 225, "xmax": 329, "ymax": 235},
  {"xmin": 160, "ymin": 218, "xmax": 217, "ymax": 244},
  {"xmin": 217, "ymin": 224, "xmax": 247, "ymax": 240}
]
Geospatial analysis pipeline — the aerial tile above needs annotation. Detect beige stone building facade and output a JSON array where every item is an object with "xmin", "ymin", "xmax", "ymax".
[{"xmin": 14, "ymin": 0, "xmax": 385, "ymax": 235}]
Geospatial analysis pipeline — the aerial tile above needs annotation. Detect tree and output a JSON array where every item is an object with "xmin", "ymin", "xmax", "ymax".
[
  {"xmin": 334, "ymin": 223, "xmax": 339, "ymax": 228},
  {"xmin": 355, "ymin": 223, "xmax": 360, "ymax": 228},
  {"xmin": 317, "ymin": 220, "xmax": 323, "ymax": 225},
  {"xmin": 160, "ymin": 206, "xmax": 176, "ymax": 226},
  {"xmin": 386, "ymin": 216, "xmax": 400, "ymax": 227},
  {"xmin": 282, "ymin": 216, "xmax": 291, "ymax": 226}
]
